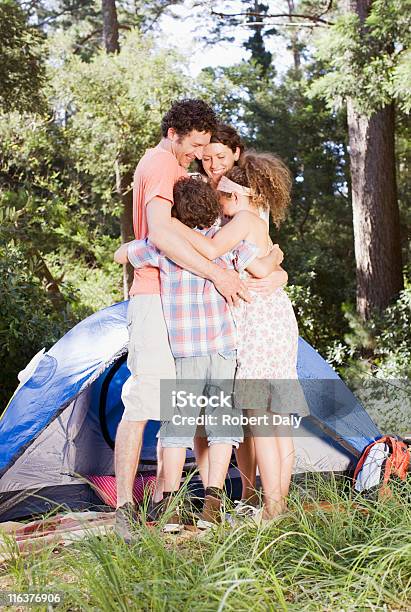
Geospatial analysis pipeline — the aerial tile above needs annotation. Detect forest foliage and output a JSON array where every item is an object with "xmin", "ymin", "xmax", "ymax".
[{"xmin": 0, "ymin": 0, "xmax": 410, "ymax": 416}]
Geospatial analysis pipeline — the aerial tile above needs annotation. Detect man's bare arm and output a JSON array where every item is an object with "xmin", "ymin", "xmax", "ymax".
[{"xmin": 146, "ymin": 198, "xmax": 250, "ymax": 306}]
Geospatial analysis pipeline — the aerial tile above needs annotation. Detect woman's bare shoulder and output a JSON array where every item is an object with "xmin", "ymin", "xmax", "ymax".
[
  {"xmin": 235, "ymin": 210, "xmax": 268, "ymax": 232},
  {"xmin": 233, "ymin": 211, "xmax": 268, "ymax": 245},
  {"xmin": 234, "ymin": 210, "xmax": 260, "ymax": 223}
]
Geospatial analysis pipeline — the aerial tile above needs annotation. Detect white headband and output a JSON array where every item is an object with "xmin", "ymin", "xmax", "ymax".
[{"xmin": 216, "ymin": 175, "xmax": 253, "ymax": 197}]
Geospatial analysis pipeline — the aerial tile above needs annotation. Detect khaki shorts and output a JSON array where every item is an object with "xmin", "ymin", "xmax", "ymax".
[{"xmin": 121, "ymin": 294, "xmax": 176, "ymax": 422}]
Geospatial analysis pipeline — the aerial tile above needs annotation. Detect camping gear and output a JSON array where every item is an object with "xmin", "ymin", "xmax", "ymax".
[
  {"xmin": 0, "ymin": 301, "xmax": 381, "ymax": 521},
  {"xmin": 87, "ymin": 474, "xmax": 155, "ymax": 508},
  {"xmin": 353, "ymin": 435, "xmax": 410, "ymax": 498}
]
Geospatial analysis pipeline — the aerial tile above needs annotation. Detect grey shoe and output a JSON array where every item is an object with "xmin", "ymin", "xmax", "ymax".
[{"xmin": 115, "ymin": 502, "xmax": 140, "ymax": 544}]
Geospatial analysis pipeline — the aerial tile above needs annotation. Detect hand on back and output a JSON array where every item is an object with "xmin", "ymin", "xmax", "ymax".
[{"xmin": 213, "ymin": 268, "xmax": 251, "ymax": 307}]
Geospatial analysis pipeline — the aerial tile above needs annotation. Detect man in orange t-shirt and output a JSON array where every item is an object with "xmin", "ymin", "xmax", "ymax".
[{"xmin": 115, "ymin": 99, "xmax": 249, "ymax": 543}]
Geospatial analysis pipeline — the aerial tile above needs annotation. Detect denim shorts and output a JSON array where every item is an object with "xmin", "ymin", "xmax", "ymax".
[{"xmin": 159, "ymin": 351, "xmax": 243, "ymax": 449}]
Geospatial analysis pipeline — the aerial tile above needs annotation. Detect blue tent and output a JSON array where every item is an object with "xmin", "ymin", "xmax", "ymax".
[{"xmin": 0, "ymin": 301, "xmax": 380, "ymax": 520}]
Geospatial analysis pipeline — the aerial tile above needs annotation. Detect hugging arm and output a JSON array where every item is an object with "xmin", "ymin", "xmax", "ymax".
[
  {"xmin": 245, "ymin": 243, "xmax": 287, "ymax": 284},
  {"xmin": 246, "ymin": 251, "xmax": 284, "ymax": 278},
  {"xmin": 147, "ymin": 198, "xmax": 250, "ymax": 306},
  {"xmin": 113, "ymin": 205, "xmax": 214, "ymax": 274},
  {"xmin": 171, "ymin": 213, "xmax": 283, "ymax": 277},
  {"xmin": 127, "ymin": 239, "xmax": 160, "ymax": 269},
  {"xmin": 114, "ymin": 242, "xmax": 132, "ymax": 265},
  {"xmin": 114, "ymin": 238, "xmax": 160, "ymax": 268},
  {"xmin": 170, "ymin": 214, "xmax": 249, "ymax": 260},
  {"xmin": 233, "ymin": 242, "xmax": 286, "ymax": 285}
]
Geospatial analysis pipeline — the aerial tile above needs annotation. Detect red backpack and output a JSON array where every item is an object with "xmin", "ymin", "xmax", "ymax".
[{"xmin": 353, "ymin": 435, "xmax": 410, "ymax": 498}]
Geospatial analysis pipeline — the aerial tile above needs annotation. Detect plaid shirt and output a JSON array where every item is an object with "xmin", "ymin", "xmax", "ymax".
[{"xmin": 128, "ymin": 226, "xmax": 257, "ymax": 358}]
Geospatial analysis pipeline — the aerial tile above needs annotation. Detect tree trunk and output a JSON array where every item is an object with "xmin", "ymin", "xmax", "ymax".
[
  {"xmin": 120, "ymin": 186, "xmax": 134, "ymax": 300},
  {"xmin": 102, "ymin": 0, "xmax": 134, "ymax": 298},
  {"xmin": 115, "ymin": 160, "xmax": 134, "ymax": 298},
  {"xmin": 347, "ymin": 101, "xmax": 403, "ymax": 319},
  {"xmin": 286, "ymin": 0, "xmax": 301, "ymax": 70},
  {"xmin": 31, "ymin": 250, "xmax": 65, "ymax": 309},
  {"xmin": 346, "ymin": 0, "xmax": 403, "ymax": 319},
  {"xmin": 102, "ymin": 0, "xmax": 120, "ymax": 53}
]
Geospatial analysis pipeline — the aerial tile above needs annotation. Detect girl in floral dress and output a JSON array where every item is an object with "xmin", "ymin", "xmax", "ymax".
[{"xmin": 172, "ymin": 150, "xmax": 309, "ymax": 520}]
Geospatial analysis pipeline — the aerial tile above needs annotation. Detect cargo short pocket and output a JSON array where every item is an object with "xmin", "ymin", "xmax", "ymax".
[{"xmin": 126, "ymin": 296, "xmax": 154, "ymax": 375}]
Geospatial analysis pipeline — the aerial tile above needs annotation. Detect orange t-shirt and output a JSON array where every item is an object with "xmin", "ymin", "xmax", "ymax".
[{"xmin": 129, "ymin": 145, "xmax": 188, "ymax": 296}]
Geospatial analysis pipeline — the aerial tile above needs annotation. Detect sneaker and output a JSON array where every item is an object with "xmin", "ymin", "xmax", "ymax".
[
  {"xmin": 233, "ymin": 500, "xmax": 261, "ymax": 520},
  {"xmin": 115, "ymin": 502, "xmax": 140, "ymax": 545}
]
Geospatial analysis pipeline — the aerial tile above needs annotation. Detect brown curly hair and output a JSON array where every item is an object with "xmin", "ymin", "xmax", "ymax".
[
  {"xmin": 224, "ymin": 150, "xmax": 292, "ymax": 227},
  {"xmin": 161, "ymin": 99, "xmax": 217, "ymax": 138},
  {"xmin": 196, "ymin": 123, "xmax": 245, "ymax": 174},
  {"xmin": 172, "ymin": 177, "xmax": 221, "ymax": 229}
]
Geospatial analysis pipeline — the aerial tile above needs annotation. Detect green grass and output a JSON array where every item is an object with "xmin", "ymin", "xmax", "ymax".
[{"xmin": 1, "ymin": 475, "xmax": 410, "ymax": 611}]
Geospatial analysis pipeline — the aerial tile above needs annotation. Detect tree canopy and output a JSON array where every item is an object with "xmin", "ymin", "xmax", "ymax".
[
  {"xmin": 0, "ymin": 0, "xmax": 410, "ymax": 407},
  {"xmin": 0, "ymin": 0, "xmax": 46, "ymax": 112}
]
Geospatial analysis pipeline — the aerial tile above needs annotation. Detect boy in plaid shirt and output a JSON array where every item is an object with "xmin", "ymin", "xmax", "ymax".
[{"xmin": 115, "ymin": 177, "xmax": 278, "ymax": 530}]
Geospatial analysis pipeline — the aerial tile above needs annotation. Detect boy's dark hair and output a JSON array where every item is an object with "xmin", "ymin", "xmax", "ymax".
[
  {"xmin": 161, "ymin": 99, "xmax": 217, "ymax": 138},
  {"xmin": 172, "ymin": 177, "xmax": 221, "ymax": 229}
]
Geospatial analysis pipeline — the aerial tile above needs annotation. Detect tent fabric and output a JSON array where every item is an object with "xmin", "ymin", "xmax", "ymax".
[
  {"xmin": 0, "ymin": 302, "xmax": 129, "ymax": 475},
  {"xmin": 0, "ymin": 301, "xmax": 381, "ymax": 520}
]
